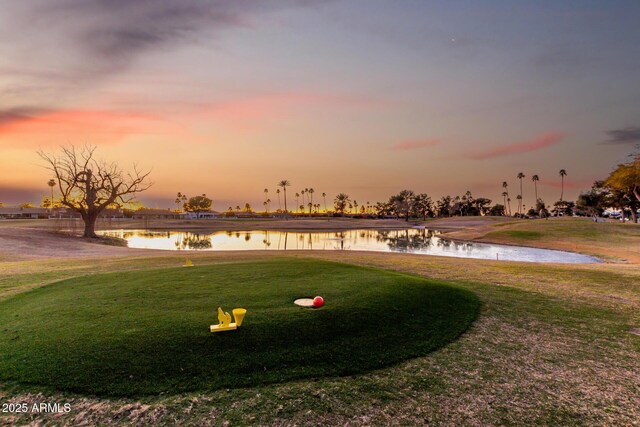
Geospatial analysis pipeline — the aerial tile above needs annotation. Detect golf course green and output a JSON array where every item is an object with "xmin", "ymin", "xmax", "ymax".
[{"xmin": 0, "ymin": 259, "xmax": 479, "ymax": 397}]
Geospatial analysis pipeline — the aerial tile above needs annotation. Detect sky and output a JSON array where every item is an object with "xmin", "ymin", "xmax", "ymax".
[{"xmin": 1, "ymin": 0, "xmax": 639, "ymax": 211}]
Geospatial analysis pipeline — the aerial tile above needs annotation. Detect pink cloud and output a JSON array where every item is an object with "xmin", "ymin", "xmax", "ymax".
[
  {"xmin": 0, "ymin": 109, "xmax": 176, "ymax": 146},
  {"xmin": 200, "ymin": 91, "xmax": 390, "ymax": 131},
  {"xmin": 392, "ymin": 139, "xmax": 440, "ymax": 151},
  {"xmin": 469, "ymin": 132, "xmax": 565, "ymax": 160}
]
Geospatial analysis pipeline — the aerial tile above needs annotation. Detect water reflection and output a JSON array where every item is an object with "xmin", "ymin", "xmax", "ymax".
[{"xmin": 99, "ymin": 228, "xmax": 600, "ymax": 264}]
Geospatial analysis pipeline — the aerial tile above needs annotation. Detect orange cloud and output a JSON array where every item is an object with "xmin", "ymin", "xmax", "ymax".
[
  {"xmin": 0, "ymin": 108, "xmax": 172, "ymax": 145},
  {"xmin": 469, "ymin": 132, "xmax": 565, "ymax": 160},
  {"xmin": 392, "ymin": 139, "xmax": 440, "ymax": 151}
]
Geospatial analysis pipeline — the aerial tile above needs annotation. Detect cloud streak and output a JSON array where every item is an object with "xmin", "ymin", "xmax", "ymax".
[
  {"xmin": 0, "ymin": 107, "xmax": 174, "ymax": 146},
  {"xmin": 198, "ymin": 91, "xmax": 389, "ymax": 131},
  {"xmin": 3, "ymin": 1, "xmax": 331, "ymax": 76},
  {"xmin": 604, "ymin": 126, "xmax": 640, "ymax": 145},
  {"xmin": 469, "ymin": 132, "xmax": 565, "ymax": 160},
  {"xmin": 0, "ymin": 107, "xmax": 52, "ymax": 127},
  {"xmin": 0, "ymin": 1, "xmax": 332, "ymax": 125},
  {"xmin": 391, "ymin": 139, "xmax": 440, "ymax": 151}
]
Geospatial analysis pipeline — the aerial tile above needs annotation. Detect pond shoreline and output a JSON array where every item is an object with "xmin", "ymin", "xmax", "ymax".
[
  {"xmin": 0, "ymin": 217, "xmax": 631, "ymax": 263},
  {"xmin": 99, "ymin": 228, "xmax": 602, "ymax": 264}
]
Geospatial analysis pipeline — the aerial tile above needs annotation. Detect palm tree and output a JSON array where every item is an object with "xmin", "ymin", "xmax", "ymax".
[
  {"xmin": 175, "ymin": 192, "xmax": 187, "ymax": 211},
  {"xmin": 334, "ymin": 193, "xmax": 350, "ymax": 216},
  {"xmin": 263, "ymin": 201, "xmax": 268, "ymax": 213},
  {"xmin": 502, "ymin": 191, "xmax": 508, "ymax": 215},
  {"xmin": 47, "ymin": 179, "xmax": 56, "ymax": 211},
  {"xmin": 278, "ymin": 180, "xmax": 291, "ymax": 213},
  {"xmin": 264, "ymin": 188, "xmax": 268, "ymax": 204},
  {"xmin": 276, "ymin": 189, "xmax": 281, "ymax": 210},
  {"xmin": 322, "ymin": 192, "xmax": 327, "ymax": 213},
  {"xmin": 353, "ymin": 200, "xmax": 358, "ymax": 215},
  {"xmin": 559, "ymin": 169, "xmax": 567, "ymax": 202},
  {"xmin": 295, "ymin": 193, "xmax": 300, "ymax": 213},
  {"xmin": 516, "ymin": 195, "xmax": 522, "ymax": 216},
  {"xmin": 507, "ymin": 197, "xmax": 512, "ymax": 215},
  {"xmin": 300, "ymin": 189, "xmax": 306, "ymax": 213},
  {"xmin": 531, "ymin": 174, "xmax": 540, "ymax": 202},
  {"xmin": 502, "ymin": 181, "xmax": 510, "ymax": 216},
  {"xmin": 517, "ymin": 172, "xmax": 525, "ymax": 215},
  {"xmin": 308, "ymin": 188, "xmax": 315, "ymax": 214}
]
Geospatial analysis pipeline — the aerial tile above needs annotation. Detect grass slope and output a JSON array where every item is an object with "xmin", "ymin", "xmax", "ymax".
[
  {"xmin": 482, "ymin": 218, "xmax": 640, "ymax": 262},
  {"xmin": 0, "ymin": 259, "xmax": 479, "ymax": 397}
]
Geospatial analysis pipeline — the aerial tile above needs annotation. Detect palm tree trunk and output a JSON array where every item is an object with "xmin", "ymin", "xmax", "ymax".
[
  {"xmin": 519, "ymin": 179, "xmax": 523, "ymax": 215},
  {"xmin": 560, "ymin": 176, "xmax": 564, "ymax": 202},
  {"xmin": 283, "ymin": 188, "xmax": 287, "ymax": 214}
]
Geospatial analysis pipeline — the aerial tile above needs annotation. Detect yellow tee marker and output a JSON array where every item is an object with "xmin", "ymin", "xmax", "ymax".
[
  {"xmin": 183, "ymin": 258, "xmax": 194, "ymax": 267},
  {"xmin": 210, "ymin": 307, "xmax": 247, "ymax": 333}
]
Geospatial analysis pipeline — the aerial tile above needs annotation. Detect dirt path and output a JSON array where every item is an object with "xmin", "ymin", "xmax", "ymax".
[{"xmin": 0, "ymin": 228, "xmax": 150, "ymax": 260}]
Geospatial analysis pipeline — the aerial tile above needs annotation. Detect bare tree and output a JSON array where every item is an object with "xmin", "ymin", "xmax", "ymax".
[{"xmin": 39, "ymin": 146, "xmax": 151, "ymax": 238}]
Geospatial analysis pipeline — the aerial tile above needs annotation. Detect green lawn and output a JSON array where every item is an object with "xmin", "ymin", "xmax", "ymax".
[
  {"xmin": 482, "ymin": 218, "xmax": 640, "ymax": 262},
  {"xmin": 0, "ymin": 259, "xmax": 479, "ymax": 397}
]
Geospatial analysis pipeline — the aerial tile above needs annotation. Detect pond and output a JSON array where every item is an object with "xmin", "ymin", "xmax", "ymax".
[{"xmin": 99, "ymin": 228, "xmax": 601, "ymax": 264}]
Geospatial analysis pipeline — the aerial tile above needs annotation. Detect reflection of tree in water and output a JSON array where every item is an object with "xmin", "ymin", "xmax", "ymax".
[
  {"xmin": 106, "ymin": 230, "xmax": 163, "ymax": 239},
  {"xmin": 329, "ymin": 231, "xmax": 349, "ymax": 250},
  {"xmin": 378, "ymin": 229, "xmax": 438, "ymax": 252},
  {"xmin": 174, "ymin": 232, "xmax": 212, "ymax": 250},
  {"xmin": 244, "ymin": 233, "xmax": 251, "ymax": 241},
  {"xmin": 434, "ymin": 237, "xmax": 473, "ymax": 252}
]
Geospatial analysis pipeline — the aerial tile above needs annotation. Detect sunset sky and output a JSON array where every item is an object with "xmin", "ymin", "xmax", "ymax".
[{"xmin": 1, "ymin": 1, "xmax": 639, "ymax": 210}]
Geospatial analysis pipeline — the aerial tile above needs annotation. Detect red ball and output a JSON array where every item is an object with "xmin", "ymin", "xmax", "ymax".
[{"xmin": 312, "ymin": 296, "xmax": 324, "ymax": 308}]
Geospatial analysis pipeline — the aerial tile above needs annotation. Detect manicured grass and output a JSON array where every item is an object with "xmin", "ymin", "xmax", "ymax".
[
  {"xmin": 490, "ymin": 230, "xmax": 543, "ymax": 240},
  {"xmin": 482, "ymin": 217, "xmax": 640, "ymax": 262},
  {"xmin": 0, "ymin": 259, "xmax": 479, "ymax": 397}
]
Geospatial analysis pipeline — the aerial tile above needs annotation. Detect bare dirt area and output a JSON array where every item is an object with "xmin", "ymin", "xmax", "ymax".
[{"xmin": 0, "ymin": 227, "xmax": 147, "ymax": 260}]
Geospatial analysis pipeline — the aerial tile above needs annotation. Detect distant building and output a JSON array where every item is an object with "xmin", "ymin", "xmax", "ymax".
[
  {"xmin": 131, "ymin": 208, "xmax": 182, "ymax": 220},
  {"xmin": 99, "ymin": 208, "xmax": 126, "ymax": 219},
  {"xmin": 180, "ymin": 211, "xmax": 219, "ymax": 219},
  {"xmin": 0, "ymin": 206, "xmax": 49, "ymax": 219}
]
